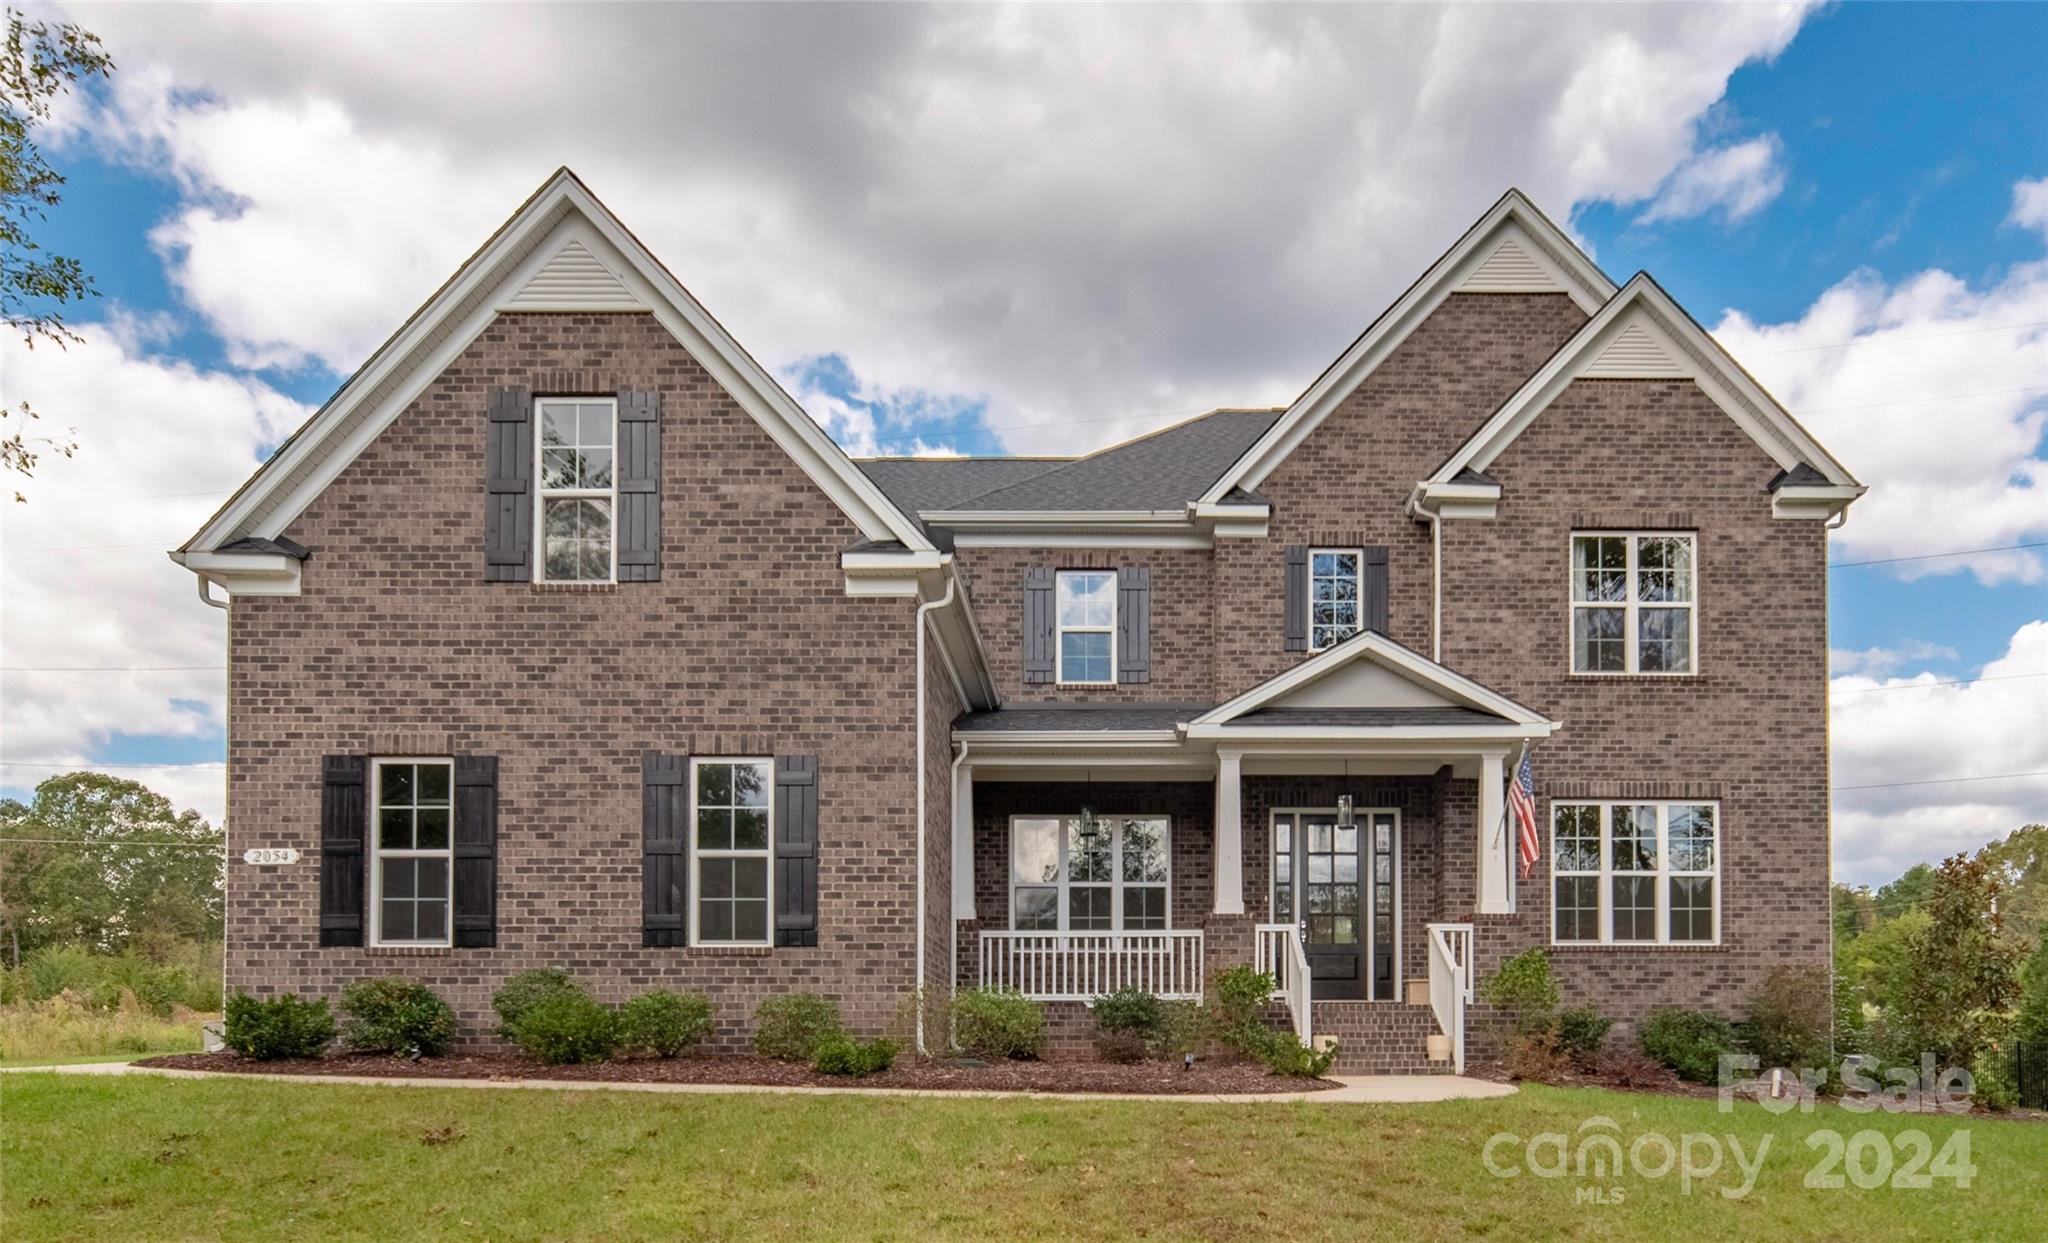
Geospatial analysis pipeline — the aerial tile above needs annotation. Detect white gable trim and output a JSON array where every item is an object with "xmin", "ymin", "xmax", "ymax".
[
  {"xmin": 1199, "ymin": 190, "xmax": 1616, "ymax": 506},
  {"xmin": 1189, "ymin": 630, "xmax": 1554, "ymax": 730},
  {"xmin": 182, "ymin": 169, "xmax": 932, "ymax": 556},
  {"xmin": 1427, "ymin": 274, "xmax": 1864, "ymax": 502}
]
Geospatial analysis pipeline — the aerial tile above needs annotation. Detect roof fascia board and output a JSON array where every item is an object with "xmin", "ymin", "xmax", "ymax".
[
  {"xmin": 1430, "ymin": 275, "xmax": 1864, "ymax": 499},
  {"xmin": 167, "ymin": 550, "xmax": 302, "ymax": 597},
  {"xmin": 1193, "ymin": 630, "xmax": 1551, "ymax": 728},
  {"xmin": 1198, "ymin": 192, "xmax": 1617, "ymax": 505},
  {"xmin": 1184, "ymin": 722, "xmax": 1554, "ymax": 742},
  {"xmin": 954, "ymin": 730, "xmax": 1184, "ymax": 747}
]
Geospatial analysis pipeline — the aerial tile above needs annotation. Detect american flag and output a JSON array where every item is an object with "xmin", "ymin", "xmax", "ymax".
[{"xmin": 1509, "ymin": 749, "xmax": 1539, "ymax": 879}]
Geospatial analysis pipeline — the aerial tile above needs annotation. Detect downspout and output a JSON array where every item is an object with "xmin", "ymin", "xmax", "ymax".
[
  {"xmin": 1407, "ymin": 488, "xmax": 1443, "ymax": 662},
  {"xmin": 913, "ymin": 569, "xmax": 957, "ymax": 1058},
  {"xmin": 196, "ymin": 576, "xmax": 230, "ymax": 610},
  {"xmin": 947, "ymin": 738, "xmax": 972, "ymax": 1046}
]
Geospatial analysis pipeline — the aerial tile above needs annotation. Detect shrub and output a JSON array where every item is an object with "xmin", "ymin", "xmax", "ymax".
[
  {"xmin": 1478, "ymin": 948, "xmax": 1559, "ymax": 1034},
  {"xmin": 1595, "ymin": 1047, "xmax": 1676, "ymax": 1090},
  {"xmin": 1252, "ymin": 1028, "xmax": 1337, "ymax": 1078},
  {"xmin": 509, "ymin": 991, "xmax": 619, "ymax": 1065},
  {"xmin": 491, "ymin": 969, "xmax": 583, "ymax": 1040},
  {"xmin": 337, "ymin": 977, "xmax": 457, "ymax": 1057},
  {"xmin": 1090, "ymin": 987, "xmax": 1197, "ymax": 1062},
  {"xmin": 1209, "ymin": 965, "xmax": 1277, "ymax": 1056},
  {"xmin": 953, "ymin": 987, "xmax": 1045, "ymax": 1060},
  {"xmin": 222, "ymin": 992, "xmax": 335, "ymax": 1060},
  {"xmin": 1500, "ymin": 1030, "xmax": 1571, "ymax": 1083},
  {"xmin": 754, "ymin": 993, "xmax": 845, "ymax": 1062},
  {"xmin": 1739, "ymin": 964, "xmax": 1832, "ymax": 1071},
  {"xmin": 1970, "ymin": 1045, "xmax": 2018, "ymax": 1111},
  {"xmin": 812, "ymin": 1034, "xmax": 898, "ymax": 1077},
  {"xmin": 618, "ymin": 990, "xmax": 713, "ymax": 1058},
  {"xmin": 1554, "ymin": 1007, "xmax": 1613, "ymax": 1062},
  {"xmin": 1639, "ymin": 1007, "xmax": 1737, "ymax": 1084}
]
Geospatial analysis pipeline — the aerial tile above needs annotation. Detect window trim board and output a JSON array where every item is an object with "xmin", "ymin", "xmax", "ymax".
[
  {"xmin": 367, "ymin": 756, "xmax": 456, "ymax": 949},
  {"xmin": 1548, "ymin": 799, "xmax": 1722, "ymax": 948},
  {"xmin": 533, "ymin": 395, "xmax": 620, "ymax": 585},
  {"xmin": 1006, "ymin": 812, "xmax": 1173, "ymax": 932},
  {"xmin": 688, "ymin": 756, "xmax": 776, "ymax": 948},
  {"xmin": 1567, "ymin": 530, "xmax": 1699, "ymax": 677},
  {"xmin": 1053, "ymin": 568, "xmax": 1119, "ymax": 686}
]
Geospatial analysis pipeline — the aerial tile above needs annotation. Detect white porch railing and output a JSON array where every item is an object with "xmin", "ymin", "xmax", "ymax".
[
  {"xmin": 1253, "ymin": 923, "xmax": 1312, "ymax": 1046},
  {"xmin": 1426, "ymin": 922, "xmax": 1474, "ymax": 1074},
  {"xmin": 978, "ymin": 930, "xmax": 1205, "ymax": 1001}
]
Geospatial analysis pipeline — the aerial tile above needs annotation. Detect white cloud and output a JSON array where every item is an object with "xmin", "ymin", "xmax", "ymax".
[
  {"xmin": 0, "ymin": 321, "xmax": 305, "ymax": 824},
  {"xmin": 2011, "ymin": 176, "xmax": 2048, "ymax": 237},
  {"xmin": 1830, "ymin": 640, "xmax": 1959, "ymax": 679},
  {"xmin": 1635, "ymin": 134, "xmax": 1787, "ymax": 224},
  {"xmin": 1830, "ymin": 621, "xmax": 2048, "ymax": 886}
]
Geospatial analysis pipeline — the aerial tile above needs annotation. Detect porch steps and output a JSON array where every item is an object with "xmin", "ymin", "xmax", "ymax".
[{"xmin": 1307, "ymin": 1001, "xmax": 1447, "ymax": 1075}]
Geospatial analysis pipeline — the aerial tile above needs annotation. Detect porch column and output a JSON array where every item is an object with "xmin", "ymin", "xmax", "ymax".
[
  {"xmin": 952, "ymin": 760, "xmax": 976, "ymax": 922},
  {"xmin": 1477, "ymin": 749, "xmax": 1513, "ymax": 915},
  {"xmin": 1213, "ymin": 749, "xmax": 1244, "ymax": 915}
]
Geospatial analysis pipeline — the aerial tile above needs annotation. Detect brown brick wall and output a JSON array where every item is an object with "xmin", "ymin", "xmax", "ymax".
[{"xmin": 226, "ymin": 312, "xmax": 927, "ymax": 1047}]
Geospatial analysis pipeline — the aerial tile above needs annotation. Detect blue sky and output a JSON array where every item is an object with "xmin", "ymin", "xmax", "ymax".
[{"xmin": 1, "ymin": 4, "xmax": 2042, "ymax": 886}]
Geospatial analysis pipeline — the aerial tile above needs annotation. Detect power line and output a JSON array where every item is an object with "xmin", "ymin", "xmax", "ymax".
[
  {"xmin": 1743, "ymin": 317, "xmax": 2048, "ymax": 356},
  {"xmin": 0, "ymin": 837, "xmax": 221, "ymax": 850},
  {"xmin": 1834, "ymin": 770, "xmax": 2048, "ymax": 792},
  {"xmin": 1, "ymin": 666, "xmax": 224, "ymax": 673},
  {"xmin": 1831, "ymin": 541, "xmax": 2048, "ymax": 569},
  {"xmin": 1830, "ymin": 671, "xmax": 2048, "ymax": 695},
  {"xmin": 20, "ymin": 487, "xmax": 239, "ymax": 507},
  {"xmin": 0, "ymin": 761, "xmax": 224, "ymax": 771}
]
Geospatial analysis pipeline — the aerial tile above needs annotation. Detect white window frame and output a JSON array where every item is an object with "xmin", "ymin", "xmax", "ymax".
[
  {"xmin": 368, "ymin": 757, "xmax": 455, "ymax": 948},
  {"xmin": 1053, "ymin": 569, "xmax": 1117, "ymax": 685},
  {"xmin": 1549, "ymin": 800, "xmax": 1721, "ymax": 947},
  {"xmin": 688, "ymin": 757, "xmax": 775, "ymax": 948},
  {"xmin": 1568, "ymin": 531, "xmax": 1698, "ymax": 676},
  {"xmin": 1308, "ymin": 548, "xmax": 1363, "ymax": 652},
  {"xmin": 1007, "ymin": 814, "xmax": 1172, "ymax": 932},
  {"xmin": 534, "ymin": 396, "xmax": 619, "ymax": 584}
]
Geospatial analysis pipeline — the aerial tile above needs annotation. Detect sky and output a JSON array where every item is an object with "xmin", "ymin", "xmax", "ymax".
[{"xmin": 0, "ymin": 2, "xmax": 2043, "ymax": 888}]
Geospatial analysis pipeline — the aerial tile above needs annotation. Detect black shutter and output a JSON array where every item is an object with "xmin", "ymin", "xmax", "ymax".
[
  {"xmin": 484, "ymin": 386, "xmax": 534, "ymax": 581},
  {"xmin": 1021, "ymin": 566, "xmax": 1055, "ymax": 684},
  {"xmin": 1117, "ymin": 566, "xmax": 1150, "ymax": 684},
  {"xmin": 1362, "ymin": 546, "xmax": 1389, "ymax": 636},
  {"xmin": 318, "ymin": 755, "xmax": 366, "ymax": 947},
  {"xmin": 1283, "ymin": 545, "xmax": 1309, "ymax": 652},
  {"xmin": 775, "ymin": 755, "xmax": 819, "ymax": 948},
  {"xmin": 642, "ymin": 753, "xmax": 688, "ymax": 948},
  {"xmin": 616, "ymin": 389, "xmax": 662, "ymax": 582},
  {"xmin": 452, "ymin": 756, "xmax": 498, "ymax": 948}
]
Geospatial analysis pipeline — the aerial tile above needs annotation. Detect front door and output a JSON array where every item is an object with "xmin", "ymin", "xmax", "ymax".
[{"xmin": 1271, "ymin": 809, "xmax": 1399, "ymax": 1001}]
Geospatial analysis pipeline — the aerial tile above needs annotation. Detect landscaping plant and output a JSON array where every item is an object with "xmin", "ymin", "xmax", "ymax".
[
  {"xmin": 490, "ymin": 968, "xmax": 583, "ymax": 1040},
  {"xmin": 1091, "ymin": 986, "xmax": 1196, "ymax": 1062},
  {"xmin": 618, "ymin": 990, "xmax": 714, "ymax": 1058},
  {"xmin": 1552, "ymin": 1006, "xmax": 1613, "ymax": 1063},
  {"xmin": 812, "ymin": 1034, "xmax": 898, "ymax": 1076},
  {"xmin": 509, "ymin": 991, "xmax": 619, "ymax": 1065},
  {"xmin": 1638, "ymin": 1007, "xmax": 1737, "ymax": 1084},
  {"xmin": 337, "ymin": 976, "xmax": 457, "ymax": 1057},
  {"xmin": 952, "ymin": 987, "xmax": 1045, "ymax": 1060},
  {"xmin": 1736, "ymin": 964, "xmax": 1832, "ymax": 1070},
  {"xmin": 222, "ymin": 992, "xmax": 335, "ymax": 1060},
  {"xmin": 754, "ymin": 993, "xmax": 845, "ymax": 1062},
  {"xmin": 1208, "ymin": 965, "xmax": 1277, "ymax": 1056}
]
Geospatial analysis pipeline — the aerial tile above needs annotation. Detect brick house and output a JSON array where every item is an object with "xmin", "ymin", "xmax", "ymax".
[{"xmin": 175, "ymin": 170, "xmax": 1863, "ymax": 1072}]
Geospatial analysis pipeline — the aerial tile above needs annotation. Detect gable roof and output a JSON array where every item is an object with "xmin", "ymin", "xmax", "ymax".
[
  {"xmin": 854, "ymin": 457, "xmax": 1067, "ymax": 517},
  {"xmin": 179, "ymin": 168, "xmax": 933, "ymax": 555},
  {"xmin": 1197, "ymin": 189, "xmax": 1617, "ymax": 505},
  {"xmin": 1427, "ymin": 272, "xmax": 1863, "ymax": 492}
]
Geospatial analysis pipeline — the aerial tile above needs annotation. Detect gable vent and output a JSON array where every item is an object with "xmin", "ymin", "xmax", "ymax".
[
  {"xmin": 503, "ymin": 238, "xmax": 645, "ymax": 311},
  {"xmin": 1459, "ymin": 237, "xmax": 1560, "ymax": 292},
  {"xmin": 1582, "ymin": 322, "xmax": 1687, "ymax": 378}
]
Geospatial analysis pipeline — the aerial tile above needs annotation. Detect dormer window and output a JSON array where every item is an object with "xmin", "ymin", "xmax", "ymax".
[
  {"xmin": 1310, "ymin": 549, "xmax": 1361, "ymax": 650},
  {"xmin": 1054, "ymin": 570, "xmax": 1116, "ymax": 684},
  {"xmin": 536, "ymin": 397, "xmax": 617, "ymax": 582}
]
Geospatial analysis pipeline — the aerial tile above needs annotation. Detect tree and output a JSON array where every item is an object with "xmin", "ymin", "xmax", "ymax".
[
  {"xmin": 1, "ymin": 8, "xmax": 112, "ymax": 499},
  {"xmin": 1832, "ymin": 882, "xmax": 1876, "ymax": 944},
  {"xmin": 1977, "ymin": 823, "xmax": 2047, "ymax": 949},
  {"xmin": 1837, "ymin": 905, "xmax": 1929, "ymax": 1014},
  {"xmin": 0, "ymin": 773, "xmax": 222, "ymax": 964},
  {"xmin": 1874, "ymin": 861, "xmax": 1937, "ymax": 917},
  {"xmin": 1885, "ymin": 853, "xmax": 2025, "ymax": 1069},
  {"xmin": 2020, "ymin": 937, "xmax": 2048, "ymax": 1049}
]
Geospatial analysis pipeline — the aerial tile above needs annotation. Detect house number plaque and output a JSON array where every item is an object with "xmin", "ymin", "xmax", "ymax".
[{"xmin": 242, "ymin": 848, "xmax": 301, "ymax": 866}]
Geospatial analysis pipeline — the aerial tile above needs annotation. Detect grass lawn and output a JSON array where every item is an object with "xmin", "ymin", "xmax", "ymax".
[{"xmin": 2, "ymin": 1073, "xmax": 2041, "ymax": 1240}]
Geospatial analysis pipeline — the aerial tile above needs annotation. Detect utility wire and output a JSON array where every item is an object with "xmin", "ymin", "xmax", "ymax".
[
  {"xmin": 1834, "ymin": 770, "xmax": 2048, "ymax": 792},
  {"xmin": 1830, "ymin": 672, "xmax": 2047, "ymax": 695},
  {"xmin": 0, "ymin": 837, "xmax": 221, "ymax": 850},
  {"xmin": 0, "ymin": 761, "xmax": 225, "ymax": 771},
  {"xmin": 1830, "ymin": 541, "xmax": 2048, "ymax": 569},
  {"xmin": 2, "ymin": 665, "xmax": 224, "ymax": 673}
]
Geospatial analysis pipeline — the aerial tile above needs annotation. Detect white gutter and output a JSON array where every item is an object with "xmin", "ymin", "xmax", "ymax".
[
  {"xmin": 947, "ymin": 738, "xmax": 972, "ymax": 1046},
  {"xmin": 912, "ymin": 572, "xmax": 958, "ymax": 1057}
]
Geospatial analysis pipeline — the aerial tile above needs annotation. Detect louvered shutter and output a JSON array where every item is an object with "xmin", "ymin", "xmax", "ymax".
[
  {"xmin": 1117, "ymin": 566, "xmax": 1150, "ymax": 684},
  {"xmin": 452, "ymin": 756, "xmax": 498, "ymax": 948},
  {"xmin": 318, "ymin": 756, "xmax": 367, "ymax": 947},
  {"xmin": 1021, "ymin": 566, "xmax": 1055, "ymax": 684},
  {"xmin": 484, "ymin": 386, "xmax": 534, "ymax": 581},
  {"xmin": 642, "ymin": 753, "xmax": 688, "ymax": 948},
  {"xmin": 615, "ymin": 388, "xmax": 662, "ymax": 582},
  {"xmin": 1282, "ymin": 545, "xmax": 1309, "ymax": 652},
  {"xmin": 1361, "ymin": 546, "xmax": 1389, "ymax": 636},
  {"xmin": 774, "ymin": 755, "xmax": 819, "ymax": 948}
]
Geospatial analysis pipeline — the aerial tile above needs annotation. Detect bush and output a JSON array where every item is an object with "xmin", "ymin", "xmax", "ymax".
[
  {"xmin": 1970, "ymin": 1045, "xmax": 2018, "ymax": 1111},
  {"xmin": 1554, "ymin": 1007, "xmax": 1613, "ymax": 1061},
  {"xmin": 812, "ymin": 1034, "xmax": 898, "ymax": 1076},
  {"xmin": 1209, "ymin": 965, "xmax": 1277, "ymax": 1056},
  {"xmin": 1252, "ymin": 1027, "xmax": 1337, "ymax": 1078},
  {"xmin": 953, "ymin": 987, "xmax": 1045, "ymax": 1060},
  {"xmin": 222, "ymin": 992, "xmax": 335, "ymax": 1060},
  {"xmin": 1595, "ymin": 1048, "xmax": 1677, "ymax": 1090},
  {"xmin": 337, "ymin": 977, "xmax": 457, "ymax": 1057},
  {"xmin": 491, "ymin": 969, "xmax": 583, "ymax": 1040},
  {"xmin": 1739, "ymin": 964, "xmax": 1832, "ymax": 1070},
  {"xmin": 1478, "ymin": 948, "xmax": 1559, "ymax": 1033},
  {"xmin": 1639, "ymin": 1007, "xmax": 1737, "ymax": 1084},
  {"xmin": 1090, "ymin": 987, "xmax": 1196, "ymax": 1062},
  {"xmin": 618, "ymin": 990, "xmax": 713, "ymax": 1058},
  {"xmin": 17, "ymin": 943, "xmax": 222, "ymax": 1017},
  {"xmin": 1501, "ymin": 1030, "xmax": 1571, "ymax": 1083},
  {"xmin": 754, "ymin": 993, "xmax": 845, "ymax": 1062},
  {"xmin": 509, "ymin": 991, "xmax": 619, "ymax": 1065}
]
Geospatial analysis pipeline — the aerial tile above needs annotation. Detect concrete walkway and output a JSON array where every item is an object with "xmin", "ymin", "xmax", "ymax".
[{"xmin": 7, "ymin": 1059, "xmax": 1516, "ymax": 1104}]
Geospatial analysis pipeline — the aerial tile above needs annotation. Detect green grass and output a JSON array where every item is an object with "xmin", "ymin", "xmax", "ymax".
[
  {"xmin": 0, "ymin": 997, "xmax": 210, "ymax": 1062},
  {"xmin": 1, "ymin": 1074, "xmax": 2041, "ymax": 1240}
]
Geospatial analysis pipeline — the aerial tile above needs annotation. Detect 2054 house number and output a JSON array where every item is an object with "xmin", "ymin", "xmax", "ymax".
[
  {"xmin": 242, "ymin": 848, "xmax": 300, "ymax": 866},
  {"xmin": 1805, "ymin": 1129, "xmax": 1974, "ymax": 1190}
]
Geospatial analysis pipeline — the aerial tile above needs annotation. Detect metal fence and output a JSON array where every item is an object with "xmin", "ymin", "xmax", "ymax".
[{"xmin": 2016, "ymin": 1039, "xmax": 2048, "ymax": 1110}]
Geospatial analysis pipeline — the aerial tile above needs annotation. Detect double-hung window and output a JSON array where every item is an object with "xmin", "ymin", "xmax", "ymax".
[
  {"xmin": 1570, "ymin": 533, "xmax": 1696, "ymax": 674},
  {"xmin": 536, "ymin": 397, "xmax": 617, "ymax": 583},
  {"xmin": 1010, "ymin": 815, "xmax": 1170, "ymax": 931},
  {"xmin": 1309, "ymin": 548, "xmax": 1361, "ymax": 650},
  {"xmin": 1054, "ymin": 570, "xmax": 1116, "ymax": 684},
  {"xmin": 371, "ymin": 758, "xmax": 453, "ymax": 946},
  {"xmin": 692, "ymin": 759, "xmax": 773, "ymax": 945},
  {"xmin": 1551, "ymin": 801, "xmax": 1719, "ymax": 945}
]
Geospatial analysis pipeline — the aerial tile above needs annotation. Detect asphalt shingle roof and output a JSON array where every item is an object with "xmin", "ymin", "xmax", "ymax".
[
  {"xmin": 1231, "ymin": 706, "xmax": 1508, "ymax": 727},
  {"xmin": 952, "ymin": 704, "xmax": 1210, "ymax": 733}
]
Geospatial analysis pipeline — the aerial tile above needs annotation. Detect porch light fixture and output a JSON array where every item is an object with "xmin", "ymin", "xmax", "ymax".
[
  {"xmin": 1078, "ymin": 769, "xmax": 1102, "ymax": 842},
  {"xmin": 1336, "ymin": 760, "xmax": 1356, "ymax": 829}
]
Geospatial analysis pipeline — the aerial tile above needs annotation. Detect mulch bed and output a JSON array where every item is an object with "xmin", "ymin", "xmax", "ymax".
[{"xmin": 134, "ymin": 1051, "xmax": 1335, "ymax": 1095}]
